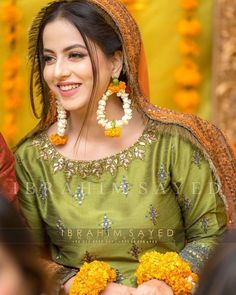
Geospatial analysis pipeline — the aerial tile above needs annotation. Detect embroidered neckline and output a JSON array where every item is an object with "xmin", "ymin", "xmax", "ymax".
[{"xmin": 32, "ymin": 119, "xmax": 158, "ymax": 179}]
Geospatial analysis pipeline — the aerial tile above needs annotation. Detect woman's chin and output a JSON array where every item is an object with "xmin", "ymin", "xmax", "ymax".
[{"xmin": 62, "ymin": 102, "xmax": 89, "ymax": 113}]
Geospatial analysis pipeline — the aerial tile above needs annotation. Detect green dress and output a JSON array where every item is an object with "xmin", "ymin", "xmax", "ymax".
[{"xmin": 15, "ymin": 118, "xmax": 227, "ymax": 287}]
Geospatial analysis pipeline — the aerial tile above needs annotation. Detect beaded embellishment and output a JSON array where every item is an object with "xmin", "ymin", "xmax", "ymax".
[{"xmin": 31, "ymin": 119, "xmax": 158, "ymax": 179}]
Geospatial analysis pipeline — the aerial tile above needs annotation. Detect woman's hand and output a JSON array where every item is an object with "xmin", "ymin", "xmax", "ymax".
[
  {"xmin": 101, "ymin": 282, "xmax": 136, "ymax": 295},
  {"xmin": 130, "ymin": 279, "xmax": 174, "ymax": 295},
  {"xmin": 63, "ymin": 276, "xmax": 76, "ymax": 293}
]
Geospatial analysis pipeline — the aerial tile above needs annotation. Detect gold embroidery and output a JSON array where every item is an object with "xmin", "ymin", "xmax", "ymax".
[{"xmin": 31, "ymin": 119, "xmax": 158, "ymax": 179}]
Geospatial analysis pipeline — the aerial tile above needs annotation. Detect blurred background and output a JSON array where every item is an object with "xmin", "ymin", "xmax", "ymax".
[{"xmin": 0, "ymin": 0, "xmax": 235, "ymax": 146}]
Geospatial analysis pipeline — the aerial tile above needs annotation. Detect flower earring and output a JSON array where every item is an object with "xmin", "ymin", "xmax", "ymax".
[
  {"xmin": 50, "ymin": 97, "xmax": 68, "ymax": 145},
  {"xmin": 96, "ymin": 77, "xmax": 132, "ymax": 137}
]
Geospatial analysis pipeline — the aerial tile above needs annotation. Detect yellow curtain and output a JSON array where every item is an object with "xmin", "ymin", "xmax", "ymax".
[{"xmin": 0, "ymin": 0, "xmax": 214, "ymax": 143}]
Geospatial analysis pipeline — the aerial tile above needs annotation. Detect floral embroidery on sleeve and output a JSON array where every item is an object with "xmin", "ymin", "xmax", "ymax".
[{"xmin": 179, "ymin": 241, "xmax": 210, "ymax": 273}]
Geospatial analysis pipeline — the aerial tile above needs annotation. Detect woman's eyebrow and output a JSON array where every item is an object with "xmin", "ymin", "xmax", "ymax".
[{"xmin": 43, "ymin": 44, "xmax": 87, "ymax": 53}]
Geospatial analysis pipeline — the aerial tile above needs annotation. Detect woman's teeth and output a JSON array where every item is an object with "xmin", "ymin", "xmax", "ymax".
[{"xmin": 59, "ymin": 84, "xmax": 80, "ymax": 91}]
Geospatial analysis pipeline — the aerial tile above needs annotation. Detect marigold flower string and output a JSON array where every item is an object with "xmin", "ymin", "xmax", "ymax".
[
  {"xmin": 174, "ymin": 0, "xmax": 202, "ymax": 113},
  {"xmin": 1, "ymin": 0, "xmax": 24, "ymax": 145}
]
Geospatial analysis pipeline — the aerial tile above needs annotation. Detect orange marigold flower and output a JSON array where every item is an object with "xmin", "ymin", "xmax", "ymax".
[
  {"xmin": 69, "ymin": 261, "xmax": 116, "ymax": 295},
  {"xmin": 4, "ymin": 25, "xmax": 22, "ymax": 44},
  {"xmin": 50, "ymin": 134, "xmax": 68, "ymax": 146},
  {"xmin": 174, "ymin": 89, "xmax": 201, "ymax": 112},
  {"xmin": 135, "ymin": 251, "xmax": 198, "ymax": 295},
  {"xmin": 3, "ymin": 54, "xmax": 21, "ymax": 73},
  {"xmin": 105, "ymin": 127, "xmax": 121, "ymax": 137},
  {"xmin": 1, "ymin": 2, "xmax": 22, "ymax": 24},
  {"xmin": 175, "ymin": 60, "xmax": 202, "ymax": 87},
  {"xmin": 2, "ymin": 76, "xmax": 24, "ymax": 93},
  {"xmin": 177, "ymin": 19, "xmax": 201, "ymax": 37},
  {"xmin": 108, "ymin": 81, "xmax": 126, "ymax": 93},
  {"xmin": 180, "ymin": 0, "xmax": 198, "ymax": 11},
  {"xmin": 179, "ymin": 40, "xmax": 199, "ymax": 56},
  {"xmin": 5, "ymin": 96, "xmax": 22, "ymax": 110}
]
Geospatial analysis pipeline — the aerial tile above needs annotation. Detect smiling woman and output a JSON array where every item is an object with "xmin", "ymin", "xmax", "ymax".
[{"xmin": 14, "ymin": 1, "xmax": 236, "ymax": 295}]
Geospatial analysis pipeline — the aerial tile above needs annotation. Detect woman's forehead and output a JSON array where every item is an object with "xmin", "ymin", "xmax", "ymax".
[{"xmin": 42, "ymin": 18, "xmax": 87, "ymax": 51}]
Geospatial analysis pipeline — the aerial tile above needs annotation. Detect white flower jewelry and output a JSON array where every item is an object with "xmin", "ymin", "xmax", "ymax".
[
  {"xmin": 97, "ymin": 78, "xmax": 132, "ymax": 137},
  {"xmin": 50, "ymin": 99, "xmax": 68, "ymax": 145}
]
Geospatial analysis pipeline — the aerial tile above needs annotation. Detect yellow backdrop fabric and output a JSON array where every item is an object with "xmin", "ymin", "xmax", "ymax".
[{"xmin": 0, "ymin": 0, "xmax": 214, "ymax": 142}]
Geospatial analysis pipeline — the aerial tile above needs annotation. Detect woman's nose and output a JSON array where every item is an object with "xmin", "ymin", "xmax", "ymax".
[{"xmin": 54, "ymin": 58, "xmax": 71, "ymax": 79}]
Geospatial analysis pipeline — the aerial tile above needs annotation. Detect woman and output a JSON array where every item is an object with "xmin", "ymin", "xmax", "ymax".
[
  {"xmin": 0, "ymin": 193, "xmax": 51, "ymax": 295},
  {"xmin": 0, "ymin": 133, "xmax": 18, "ymax": 209},
  {"xmin": 15, "ymin": 0, "xmax": 236, "ymax": 294}
]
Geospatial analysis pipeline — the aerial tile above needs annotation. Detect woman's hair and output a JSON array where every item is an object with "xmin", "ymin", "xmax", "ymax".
[
  {"xmin": 29, "ymin": 0, "xmax": 126, "ymax": 127},
  {"xmin": 0, "ymin": 194, "xmax": 50, "ymax": 295},
  {"xmin": 195, "ymin": 230, "xmax": 236, "ymax": 295}
]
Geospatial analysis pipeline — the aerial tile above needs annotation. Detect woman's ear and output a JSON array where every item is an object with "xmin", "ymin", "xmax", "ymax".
[{"xmin": 111, "ymin": 51, "xmax": 123, "ymax": 78}]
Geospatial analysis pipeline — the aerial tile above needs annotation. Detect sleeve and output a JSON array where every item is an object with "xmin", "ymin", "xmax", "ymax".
[
  {"xmin": 15, "ymin": 152, "xmax": 46, "ymax": 246},
  {"xmin": 15, "ymin": 149, "xmax": 78, "ymax": 286},
  {"xmin": 0, "ymin": 133, "xmax": 19, "ymax": 208},
  {"xmin": 171, "ymin": 135, "xmax": 227, "ymax": 273}
]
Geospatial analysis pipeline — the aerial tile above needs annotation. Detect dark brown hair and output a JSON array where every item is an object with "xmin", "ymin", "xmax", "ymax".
[
  {"xmin": 195, "ymin": 230, "xmax": 236, "ymax": 295},
  {"xmin": 29, "ymin": 0, "xmax": 126, "ymax": 130}
]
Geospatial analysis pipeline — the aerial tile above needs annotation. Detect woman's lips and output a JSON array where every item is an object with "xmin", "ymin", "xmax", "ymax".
[{"xmin": 57, "ymin": 83, "xmax": 82, "ymax": 97}]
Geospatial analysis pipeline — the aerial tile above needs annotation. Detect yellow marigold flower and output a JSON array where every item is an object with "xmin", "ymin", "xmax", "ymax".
[
  {"xmin": 180, "ymin": 0, "xmax": 198, "ymax": 11},
  {"xmin": 175, "ymin": 60, "xmax": 202, "ymax": 87},
  {"xmin": 105, "ymin": 127, "xmax": 121, "ymax": 137},
  {"xmin": 179, "ymin": 40, "xmax": 199, "ymax": 56},
  {"xmin": 50, "ymin": 134, "xmax": 68, "ymax": 146},
  {"xmin": 177, "ymin": 19, "xmax": 201, "ymax": 37},
  {"xmin": 69, "ymin": 261, "xmax": 116, "ymax": 295},
  {"xmin": 174, "ymin": 89, "xmax": 200, "ymax": 113},
  {"xmin": 135, "ymin": 251, "xmax": 198, "ymax": 295}
]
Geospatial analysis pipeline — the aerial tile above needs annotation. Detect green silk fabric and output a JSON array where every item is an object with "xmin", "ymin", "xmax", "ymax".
[{"xmin": 15, "ymin": 119, "xmax": 226, "ymax": 287}]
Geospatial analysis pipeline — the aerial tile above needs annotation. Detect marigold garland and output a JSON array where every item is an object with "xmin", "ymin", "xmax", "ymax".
[
  {"xmin": 50, "ymin": 134, "xmax": 68, "ymax": 146},
  {"xmin": 0, "ymin": 0, "xmax": 24, "ymax": 145},
  {"xmin": 135, "ymin": 251, "xmax": 198, "ymax": 295},
  {"xmin": 175, "ymin": 0, "xmax": 202, "ymax": 113},
  {"xmin": 69, "ymin": 261, "xmax": 116, "ymax": 295}
]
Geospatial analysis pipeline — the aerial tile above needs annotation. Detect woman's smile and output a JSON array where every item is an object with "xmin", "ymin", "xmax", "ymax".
[{"xmin": 57, "ymin": 82, "xmax": 82, "ymax": 97}]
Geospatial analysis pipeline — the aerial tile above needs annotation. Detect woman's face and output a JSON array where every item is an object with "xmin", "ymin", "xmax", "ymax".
[
  {"xmin": 42, "ymin": 17, "xmax": 119, "ymax": 112},
  {"xmin": 0, "ymin": 245, "xmax": 30, "ymax": 295}
]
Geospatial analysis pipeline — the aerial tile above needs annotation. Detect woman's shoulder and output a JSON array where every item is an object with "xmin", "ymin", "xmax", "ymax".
[
  {"xmin": 145, "ymin": 105, "xmax": 230, "ymax": 151},
  {"xmin": 15, "ymin": 130, "xmax": 46, "ymax": 158}
]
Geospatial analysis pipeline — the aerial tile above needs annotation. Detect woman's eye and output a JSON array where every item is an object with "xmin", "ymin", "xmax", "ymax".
[
  {"xmin": 43, "ymin": 55, "xmax": 55, "ymax": 64},
  {"xmin": 69, "ymin": 52, "xmax": 86, "ymax": 59}
]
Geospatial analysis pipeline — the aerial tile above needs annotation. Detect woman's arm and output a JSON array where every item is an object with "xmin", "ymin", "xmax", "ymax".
[
  {"xmin": 171, "ymin": 135, "xmax": 227, "ymax": 273},
  {"xmin": 15, "ymin": 151, "xmax": 78, "ymax": 290}
]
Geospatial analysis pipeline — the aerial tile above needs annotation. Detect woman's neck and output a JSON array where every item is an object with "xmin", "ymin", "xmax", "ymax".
[{"xmin": 68, "ymin": 95, "xmax": 126, "ymax": 140}]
